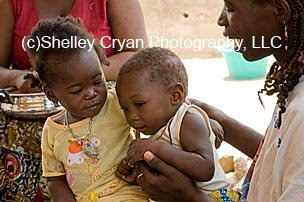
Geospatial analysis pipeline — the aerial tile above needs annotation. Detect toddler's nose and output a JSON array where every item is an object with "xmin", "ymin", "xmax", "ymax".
[
  {"xmin": 130, "ymin": 113, "xmax": 139, "ymax": 121},
  {"xmin": 85, "ymin": 89, "xmax": 97, "ymax": 100}
]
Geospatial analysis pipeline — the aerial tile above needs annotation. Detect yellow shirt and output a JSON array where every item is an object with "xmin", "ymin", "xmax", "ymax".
[{"xmin": 41, "ymin": 90, "xmax": 148, "ymax": 201}]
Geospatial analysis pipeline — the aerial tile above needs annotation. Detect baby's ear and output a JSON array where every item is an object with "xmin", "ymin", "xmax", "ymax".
[
  {"xmin": 168, "ymin": 83, "xmax": 185, "ymax": 105},
  {"xmin": 43, "ymin": 86, "xmax": 59, "ymax": 104}
]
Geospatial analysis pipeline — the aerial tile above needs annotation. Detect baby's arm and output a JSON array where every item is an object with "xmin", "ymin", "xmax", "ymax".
[
  {"xmin": 115, "ymin": 158, "xmax": 139, "ymax": 184},
  {"xmin": 47, "ymin": 176, "xmax": 76, "ymax": 202},
  {"xmin": 177, "ymin": 111, "xmax": 215, "ymax": 181},
  {"xmin": 154, "ymin": 112, "xmax": 214, "ymax": 181},
  {"xmin": 126, "ymin": 111, "xmax": 214, "ymax": 182}
]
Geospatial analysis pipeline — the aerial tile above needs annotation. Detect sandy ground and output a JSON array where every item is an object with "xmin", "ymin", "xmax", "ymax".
[{"xmin": 140, "ymin": 0, "xmax": 225, "ymax": 58}]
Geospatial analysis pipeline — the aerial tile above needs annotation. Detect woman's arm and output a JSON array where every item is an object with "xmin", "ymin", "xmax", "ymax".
[
  {"xmin": 105, "ymin": 0, "xmax": 148, "ymax": 81},
  {"xmin": 0, "ymin": 0, "xmax": 40, "ymax": 92},
  {"xmin": 103, "ymin": 51, "xmax": 134, "ymax": 80},
  {"xmin": 191, "ymin": 99, "xmax": 263, "ymax": 158},
  {"xmin": 47, "ymin": 176, "xmax": 76, "ymax": 202},
  {"xmin": 0, "ymin": 0, "xmax": 17, "ymax": 87},
  {"xmin": 137, "ymin": 151, "xmax": 214, "ymax": 202}
]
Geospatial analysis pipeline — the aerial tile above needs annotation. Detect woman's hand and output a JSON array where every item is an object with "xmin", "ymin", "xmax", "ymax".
[
  {"xmin": 14, "ymin": 71, "xmax": 41, "ymax": 93},
  {"xmin": 191, "ymin": 99, "xmax": 226, "ymax": 123},
  {"xmin": 210, "ymin": 119, "xmax": 224, "ymax": 149},
  {"xmin": 136, "ymin": 151, "xmax": 213, "ymax": 202}
]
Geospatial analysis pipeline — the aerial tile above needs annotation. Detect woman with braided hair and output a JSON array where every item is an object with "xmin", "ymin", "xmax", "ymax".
[{"xmin": 131, "ymin": 0, "xmax": 304, "ymax": 201}]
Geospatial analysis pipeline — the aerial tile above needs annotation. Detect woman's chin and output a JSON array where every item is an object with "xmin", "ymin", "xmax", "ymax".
[{"xmin": 242, "ymin": 51, "xmax": 268, "ymax": 62}]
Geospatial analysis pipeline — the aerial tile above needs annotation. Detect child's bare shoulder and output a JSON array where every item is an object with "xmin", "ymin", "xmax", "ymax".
[{"xmin": 182, "ymin": 109, "xmax": 209, "ymax": 136}]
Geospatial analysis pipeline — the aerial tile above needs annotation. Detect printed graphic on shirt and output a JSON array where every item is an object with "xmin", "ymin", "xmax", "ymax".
[{"xmin": 67, "ymin": 137, "xmax": 100, "ymax": 165}]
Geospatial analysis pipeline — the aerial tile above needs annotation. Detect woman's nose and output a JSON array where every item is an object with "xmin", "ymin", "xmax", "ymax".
[{"xmin": 217, "ymin": 6, "xmax": 228, "ymax": 27}]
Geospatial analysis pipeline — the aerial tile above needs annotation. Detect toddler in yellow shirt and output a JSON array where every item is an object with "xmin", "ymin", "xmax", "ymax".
[{"xmin": 26, "ymin": 16, "xmax": 148, "ymax": 202}]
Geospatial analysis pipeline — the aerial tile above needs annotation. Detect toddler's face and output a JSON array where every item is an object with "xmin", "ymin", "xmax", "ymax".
[
  {"xmin": 49, "ymin": 50, "xmax": 107, "ymax": 119},
  {"xmin": 116, "ymin": 71, "xmax": 175, "ymax": 135}
]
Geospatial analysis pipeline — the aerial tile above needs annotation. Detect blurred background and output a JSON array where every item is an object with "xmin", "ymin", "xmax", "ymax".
[{"xmin": 140, "ymin": 0, "xmax": 224, "ymax": 58}]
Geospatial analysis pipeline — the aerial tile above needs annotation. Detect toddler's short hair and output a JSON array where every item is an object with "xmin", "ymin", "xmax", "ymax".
[
  {"xmin": 26, "ymin": 16, "xmax": 107, "ymax": 87},
  {"xmin": 119, "ymin": 47, "xmax": 188, "ymax": 95}
]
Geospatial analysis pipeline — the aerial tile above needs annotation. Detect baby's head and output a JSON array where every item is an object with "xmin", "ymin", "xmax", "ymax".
[
  {"xmin": 27, "ymin": 16, "xmax": 108, "ymax": 119},
  {"xmin": 116, "ymin": 47, "xmax": 188, "ymax": 135}
]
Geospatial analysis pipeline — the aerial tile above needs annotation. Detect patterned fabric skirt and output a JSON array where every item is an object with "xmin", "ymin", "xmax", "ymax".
[
  {"xmin": 0, "ymin": 112, "xmax": 51, "ymax": 201},
  {"xmin": 209, "ymin": 188, "xmax": 241, "ymax": 202}
]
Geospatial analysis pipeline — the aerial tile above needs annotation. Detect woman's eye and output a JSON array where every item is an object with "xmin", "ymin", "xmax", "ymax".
[{"xmin": 225, "ymin": 6, "xmax": 234, "ymax": 13}]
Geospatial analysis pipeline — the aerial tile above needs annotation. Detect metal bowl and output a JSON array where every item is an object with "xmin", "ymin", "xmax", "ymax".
[{"xmin": 0, "ymin": 91, "xmax": 63, "ymax": 119}]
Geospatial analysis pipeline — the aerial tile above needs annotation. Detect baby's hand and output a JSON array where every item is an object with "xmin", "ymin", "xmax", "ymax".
[
  {"xmin": 115, "ymin": 159, "xmax": 137, "ymax": 184},
  {"xmin": 125, "ymin": 138, "xmax": 156, "ymax": 167}
]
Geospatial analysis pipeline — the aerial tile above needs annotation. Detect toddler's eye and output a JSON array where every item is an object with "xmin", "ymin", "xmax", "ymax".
[
  {"xmin": 70, "ymin": 89, "xmax": 82, "ymax": 95},
  {"xmin": 121, "ymin": 107, "xmax": 128, "ymax": 112},
  {"xmin": 134, "ymin": 102, "xmax": 144, "ymax": 108},
  {"xmin": 94, "ymin": 80, "xmax": 103, "ymax": 86}
]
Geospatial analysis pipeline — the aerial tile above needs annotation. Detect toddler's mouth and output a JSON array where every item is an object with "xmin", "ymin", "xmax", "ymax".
[
  {"xmin": 85, "ymin": 102, "xmax": 101, "ymax": 110},
  {"xmin": 134, "ymin": 126, "xmax": 147, "ymax": 133}
]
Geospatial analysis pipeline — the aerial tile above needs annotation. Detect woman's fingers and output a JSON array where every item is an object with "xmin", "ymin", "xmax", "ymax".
[
  {"xmin": 215, "ymin": 136, "xmax": 222, "ymax": 149},
  {"xmin": 210, "ymin": 119, "xmax": 225, "ymax": 148},
  {"xmin": 136, "ymin": 152, "xmax": 205, "ymax": 202},
  {"xmin": 141, "ymin": 151, "xmax": 175, "ymax": 178}
]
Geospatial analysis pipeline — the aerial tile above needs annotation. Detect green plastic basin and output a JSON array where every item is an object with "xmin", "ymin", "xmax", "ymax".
[{"xmin": 217, "ymin": 44, "xmax": 268, "ymax": 80}]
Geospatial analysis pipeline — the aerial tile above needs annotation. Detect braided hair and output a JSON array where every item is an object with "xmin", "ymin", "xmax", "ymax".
[
  {"xmin": 258, "ymin": 0, "xmax": 304, "ymax": 128},
  {"xmin": 26, "ymin": 16, "xmax": 108, "ymax": 88}
]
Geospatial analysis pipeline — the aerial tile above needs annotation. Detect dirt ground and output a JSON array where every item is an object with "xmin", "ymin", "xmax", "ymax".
[{"xmin": 140, "ymin": 0, "xmax": 225, "ymax": 58}]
